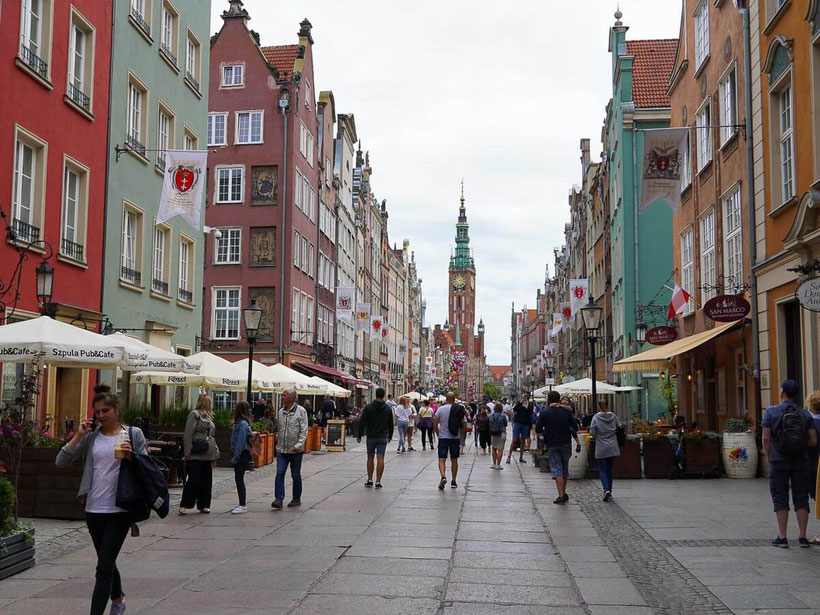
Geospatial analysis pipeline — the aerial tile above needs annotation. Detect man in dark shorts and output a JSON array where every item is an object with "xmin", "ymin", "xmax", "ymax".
[
  {"xmin": 536, "ymin": 390, "xmax": 582, "ymax": 504},
  {"xmin": 434, "ymin": 392, "xmax": 467, "ymax": 490},
  {"xmin": 507, "ymin": 393, "xmax": 534, "ymax": 464},
  {"xmin": 357, "ymin": 388, "xmax": 393, "ymax": 489},
  {"xmin": 762, "ymin": 380, "xmax": 817, "ymax": 548}
]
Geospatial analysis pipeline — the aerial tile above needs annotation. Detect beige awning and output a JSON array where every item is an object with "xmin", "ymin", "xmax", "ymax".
[{"xmin": 612, "ymin": 321, "xmax": 739, "ymax": 372}]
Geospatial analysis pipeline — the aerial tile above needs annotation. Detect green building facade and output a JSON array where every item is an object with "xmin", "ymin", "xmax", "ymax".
[
  {"xmin": 605, "ymin": 17, "xmax": 676, "ymax": 421},
  {"xmin": 102, "ymin": 0, "xmax": 210, "ymax": 401}
]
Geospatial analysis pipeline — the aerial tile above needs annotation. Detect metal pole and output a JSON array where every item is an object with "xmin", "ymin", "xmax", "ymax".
[
  {"xmin": 246, "ymin": 338, "xmax": 255, "ymax": 402},
  {"xmin": 278, "ymin": 108, "xmax": 288, "ymax": 364},
  {"xmin": 740, "ymin": 5, "xmax": 761, "ymax": 421},
  {"xmin": 590, "ymin": 336, "xmax": 598, "ymax": 413}
]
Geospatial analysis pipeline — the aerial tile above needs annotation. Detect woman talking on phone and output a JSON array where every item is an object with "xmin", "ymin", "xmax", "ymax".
[{"xmin": 56, "ymin": 384, "xmax": 148, "ymax": 615}]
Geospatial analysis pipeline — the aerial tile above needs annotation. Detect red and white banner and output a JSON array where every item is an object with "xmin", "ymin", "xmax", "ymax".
[
  {"xmin": 356, "ymin": 303, "xmax": 371, "ymax": 333},
  {"xmin": 157, "ymin": 149, "xmax": 207, "ymax": 228},
  {"xmin": 667, "ymin": 284, "xmax": 691, "ymax": 319},
  {"xmin": 569, "ymin": 279, "xmax": 589, "ymax": 317},
  {"xmin": 640, "ymin": 128, "xmax": 688, "ymax": 213}
]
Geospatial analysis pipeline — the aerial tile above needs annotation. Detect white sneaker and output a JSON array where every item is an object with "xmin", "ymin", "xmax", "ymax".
[{"xmin": 231, "ymin": 505, "xmax": 247, "ymax": 514}]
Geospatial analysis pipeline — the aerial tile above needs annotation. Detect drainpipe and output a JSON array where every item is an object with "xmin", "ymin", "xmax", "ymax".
[
  {"xmin": 278, "ymin": 101, "xmax": 288, "ymax": 364},
  {"xmin": 739, "ymin": 4, "xmax": 761, "ymax": 421},
  {"xmin": 632, "ymin": 122, "xmax": 644, "ymax": 420}
]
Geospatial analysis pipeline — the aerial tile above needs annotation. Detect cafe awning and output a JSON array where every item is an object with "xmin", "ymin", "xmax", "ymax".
[
  {"xmin": 292, "ymin": 361, "xmax": 345, "ymax": 381},
  {"xmin": 612, "ymin": 321, "xmax": 738, "ymax": 372}
]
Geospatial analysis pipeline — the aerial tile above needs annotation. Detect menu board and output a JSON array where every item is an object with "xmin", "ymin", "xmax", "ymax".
[{"xmin": 325, "ymin": 420, "xmax": 346, "ymax": 451}]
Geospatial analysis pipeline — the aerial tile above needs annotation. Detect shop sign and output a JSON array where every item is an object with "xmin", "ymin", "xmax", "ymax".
[
  {"xmin": 646, "ymin": 326, "xmax": 678, "ymax": 345},
  {"xmin": 796, "ymin": 278, "xmax": 820, "ymax": 312},
  {"xmin": 703, "ymin": 295, "xmax": 751, "ymax": 322}
]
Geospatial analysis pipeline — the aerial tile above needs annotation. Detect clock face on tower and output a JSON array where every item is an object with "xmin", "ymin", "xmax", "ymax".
[{"xmin": 452, "ymin": 274, "xmax": 466, "ymax": 290}]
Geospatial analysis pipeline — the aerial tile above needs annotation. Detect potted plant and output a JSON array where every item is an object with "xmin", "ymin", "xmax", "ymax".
[
  {"xmin": 641, "ymin": 430, "xmax": 677, "ymax": 479},
  {"xmin": 0, "ymin": 477, "xmax": 35, "ymax": 580},
  {"xmin": 721, "ymin": 418, "xmax": 758, "ymax": 479},
  {"xmin": 681, "ymin": 431, "xmax": 721, "ymax": 477},
  {"xmin": 613, "ymin": 434, "xmax": 643, "ymax": 479}
]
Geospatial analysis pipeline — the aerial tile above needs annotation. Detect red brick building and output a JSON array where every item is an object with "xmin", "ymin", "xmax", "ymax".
[{"xmin": 203, "ymin": 4, "xmax": 326, "ymax": 369}]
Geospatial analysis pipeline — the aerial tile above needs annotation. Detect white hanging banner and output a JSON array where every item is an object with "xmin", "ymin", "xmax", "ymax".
[
  {"xmin": 412, "ymin": 346, "xmax": 421, "ymax": 364},
  {"xmin": 157, "ymin": 149, "xmax": 207, "ymax": 228},
  {"xmin": 398, "ymin": 340, "xmax": 408, "ymax": 357},
  {"xmin": 640, "ymin": 127, "xmax": 688, "ymax": 213},
  {"xmin": 335, "ymin": 287, "xmax": 354, "ymax": 322},
  {"xmin": 370, "ymin": 315, "xmax": 384, "ymax": 338},
  {"xmin": 551, "ymin": 313, "xmax": 564, "ymax": 337},
  {"xmin": 356, "ymin": 303, "xmax": 371, "ymax": 333},
  {"xmin": 569, "ymin": 279, "xmax": 589, "ymax": 317}
]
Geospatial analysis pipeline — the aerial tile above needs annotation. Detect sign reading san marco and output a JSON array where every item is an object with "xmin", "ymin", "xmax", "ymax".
[{"xmin": 703, "ymin": 295, "xmax": 751, "ymax": 322}]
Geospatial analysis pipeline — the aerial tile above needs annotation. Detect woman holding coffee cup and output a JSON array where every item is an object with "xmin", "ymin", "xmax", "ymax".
[
  {"xmin": 56, "ymin": 383, "xmax": 148, "ymax": 615},
  {"xmin": 179, "ymin": 394, "xmax": 219, "ymax": 515}
]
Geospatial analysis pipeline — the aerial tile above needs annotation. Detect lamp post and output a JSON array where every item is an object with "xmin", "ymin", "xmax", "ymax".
[
  {"xmin": 581, "ymin": 295, "xmax": 603, "ymax": 413},
  {"xmin": 35, "ymin": 260, "xmax": 55, "ymax": 316},
  {"xmin": 635, "ymin": 320, "xmax": 648, "ymax": 346},
  {"xmin": 546, "ymin": 354, "xmax": 555, "ymax": 392},
  {"xmin": 243, "ymin": 299, "xmax": 263, "ymax": 402}
]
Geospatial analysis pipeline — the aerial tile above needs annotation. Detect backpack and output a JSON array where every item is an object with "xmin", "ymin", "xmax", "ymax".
[
  {"xmin": 488, "ymin": 412, "xmax": 504, "ymax": 436},
  {"xmin": 773, "ymin": 403, "xmax": 809, "ymax": 454},
  {"xmin": 448, "ymin": 404, "xmax": 465, "ymax": 436}
]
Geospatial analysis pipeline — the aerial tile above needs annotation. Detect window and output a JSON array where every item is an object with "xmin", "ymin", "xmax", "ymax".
[
  {"xmin": 216, "ymin": 166, "xmax": 244, "ymax": 203},
  {"xmin": 308, "ymin": 242, "xmax": 315, "ymax": 277},
  {"xmin": 699, "ymin": 211, "xmax": 716, "ymax": 302},
  {"xmin": 306, "ymin": 295, "xmax": 314, "ymax": 338},
  {"xmin": 61, "ymin": 160, "xmax": 87, "ymax": 261},
  {"xmin": 294, "ymin": 169, "xmax": 302, "ymax": 210},
  {"xmin": 720, "ymin": 67, "xmax": 738, "ymax": 146},
  {"xmin": 291, "ymin": 289, "xmax": 300, "ymax": 341},
  {"xmin": 319, "ymin": 202, "xmax": 335, "ymax": 239},
  {"xmin": 121, "ymin": 206, "xmax": 143, "ymax": 285},
  {"xmin": 301, "ymin": 236, "xmax": 308, "ymax": 273},
  {"xmin": 127, "ymin": 75, "xmax": 148, "ymax": 154},
  {"xmin": 681, "ymin": 133, "xmax": 692, "ymax": 189},
  {"xmin": 302, "ymin": 177, "xmax": 310, "ymax": 214},
  {"xmin": 680, "ymin": 228, "xmax": 694, "ymax": 314},
  {"xmin": 207, "ymin": 113, "xmax": 227, "ymax": 146},
  {"xmin": 152, "ymin": 225, "xmax": 169, "ymax": 295},
  {"xmin": 305, "ymin": 82, "xmax": 311, "ymax": 109},
  {"xmin": 696, "ymin": 100, "xmax": 712, "ymax": 170},
  {"xmin": 694, "ymin": 1, "xmax": 709, "ymax": 69},
  {"xmin": 293, "ymin": 230, "xmax": 301, "ymax": 267},
  {"xmin": 183, "ymin": 127, "xmax": 197, "ymax": 150},
  {"xmin": 306, "ymin": 132, "xmax": 314, "ymax": 166},
  {"xmin": 19, "ymin": 0, "xmax": 52, "ymax": 80},
  {"xmin": 12, "ymin": 129, "xmax": 46, "ymax": 243},
  {"xmin": 778, "ymin": 86, "xmax": 795, "ymax": 202},
  {"xmin": 235, "ymin": 111, "xmax": 263, "ymax": 144},
  {"xmin": 185, "ymin": 31, "xmax": 201, "ymax": 90},
  {"xmin": 214, "ymin": 227, "xmax": 241, "ymax": 264},
  {"xmin": 160, "ymin": 1, "xmax": 178, "ymax": 67},
  {"xmin": 724, "ymin": 189, "xmax": 743, "ymax": 293},
  {"xmin": 178, "ymin": 237, "xmax": 193, "ymax": 303},
  {"xmin": 129, "ymin": 0, "xmax": 151, "ymax": 37},
  {"xmin": 213, "ymin": 288, "xmax": 240, "ymax": 339},
  {"xmin": 309, "ymin": 187, "xmax": 317, "ymax": 222},
  {"xmin": 67, "ymin": 11, "xmax": 94, "ymax": 112},
  {"xmin": 299, "ymin": 121, "xmax": 307, "ymax": 158},
  {"xmin": 221, "ymin": 64, "xmax": 243, "ymax": 87},
  {"xmin": 156, "ymin": 106, "xmax": 173, "ymax": 169}
]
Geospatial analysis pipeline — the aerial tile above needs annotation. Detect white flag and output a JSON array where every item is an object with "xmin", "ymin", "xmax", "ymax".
[
  {"xmin": 335, "ymin": 287, "xmax": 355, "ymax": 322},
  {"xmin": 551, "ymin": 313, "xmax": 564, "ymax": 337},
  {"xmin": 569, "ymin": 279, "xmax": 589, "ymax": 317},
  {"xmin": 640, "ymin": 128, "xmax": 688, "ymax": 213},
  {"xmin": 398, "ymin": 340, "xmax": 408, "ymax": 357},
  {"xmin": 525, "ymin": 365, "xmax": 532, "ymax": 376},
  {"xmin": 157, "ymin": 149, "xmax": 207, "ymax": 228},
  {"xmin": 356, "ymin": 303, "xmax": 371, "ymax": 333}
]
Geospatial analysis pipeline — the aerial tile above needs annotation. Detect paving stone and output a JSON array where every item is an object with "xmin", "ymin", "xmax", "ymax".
[
  {"xmin": 332, "ymin": 556, "xmax": 450, "ymax": 576},
  {"xmin": 452, "ymin": 552, "xmax": 565, "ymax": 570},
  {"xmin": 454, "ymin": 540, "xmax": 554, "ymax": 554},
  {"xmin": 443, "ymin": 603, "xmax": 586, "ymax": 615},
  {"xmin": 574, "ymin": 577, "xmax": 647, "ymax": 606},
  {"xmin": 184, "ymin": 570, "xmax": 320, "ymax": 591},
  {"xmin": 310, "ymin": 572, "xmax": 444, "ymax": 598},
  {"xmin": 345, "ymin": 545, "xmax": 452, "ymax": 559},
  {"xmin": 289, "ymin": 594, "xmax": 441, "ymax": 615},
  {"xmin": 448, "ymin": 567, "xmax": 572, "ymax": 587},
  {"xmin": 456, "ymin": 528, "xmax": 550, "ymax": 542},
  {"xmin": 556, "ymin": 545, "xmax": 615, "ymax": 562},
  {"xmin": 709, "ymin": 585, "xmax": 810, "ymax": 610},
  {"xmin": 0, "ymin": 579, "xmax": 62, "ymax": 599},
  {"xmin": 445, "ymin": 582, "xmax": 580, "ymax": 605},
  {"xmin": 564, "ymin": 562, "xmax": 627, "ymax": 578}
]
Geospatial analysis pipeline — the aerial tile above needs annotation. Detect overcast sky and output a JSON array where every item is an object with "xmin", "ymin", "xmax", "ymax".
[{"xmin": 209, "ymin": 0, "xmax": 680, "ymax": 366}]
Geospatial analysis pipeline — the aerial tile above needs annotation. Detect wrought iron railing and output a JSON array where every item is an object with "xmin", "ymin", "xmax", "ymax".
[
  {"xmin": 11, "ymin": 219, "xmax": 40, "ymax": 243},
  {"xmin": 185, "ymin": 71, "xmax": 200, "ymax": 92},
  {"xmin": 60, "ymin": 238, "xmax": 84, "ymax": 261},
  {"xmin": 130, "ymin": 7, "xmax": 151, "ymax": 37},
  {"xmin": 67, "ymin": 83, "xmax": 90, "ymax": 111},
  {"xmin": 19, "ymin": 46, "xmax": 48, "ymax": 79},
  {"xmin": 121, "ymin": 266, "xmax": 141, "ymax": 285},
  {"xmin": 126, "ymin": 132, "xmax": 146, "ymax": 156},
  {"xmin": 160, "ymin": 43, "xmax": 177, "ymax": 68},
  {"xmin": 156, "ymin": 153, "xmax": 166, "ymax": 171},
  {"xmin": 152, "ymin": 278, "xmax": 169, "ymax": 295},
  {"xmin": 178, "ymin": 288, "xmax": 193, "ymax": 303}
]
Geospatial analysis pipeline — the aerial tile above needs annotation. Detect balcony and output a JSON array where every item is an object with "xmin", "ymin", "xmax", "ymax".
[
  {"xmin": 10, "ymin": 219, "xmax": 40, "ymax": 243},
  {"xmin": 19, "ymin": 46, "xmax": 48, "ymax": 80},
  {"xmin": 67, "ymin": 83, "xmax": 90, "ymax": 112},
  {"xmin": 156, "ymin": 152, "xmax": 166, "ymax": 171},
  {"xmin": 126, "ymin": 132, "xmax": 146, "ymax": 156},
  {"xmin": 121, "ymin": 266, "xmax": 141, "ymax": 286},
  {"xmin": 185, "ymin": 70, "xmax": 200, "ymax": 93},
  {"xmin": 60, "ymin": 238, "xmax": 84, "ymax": 261},
  {"xmin": 178, "ymin": 288, "xmax": 193, "ymax": 304},
  {"xmin": 160, "ymin": 42, "xmax": 178, "ymax": 68},
  {"xmin": 152, "ymin": 278, "xmax": 169, "ymax": 295},
  {"xmin": 129, "ymin": 7, "xmax": 151, "ymax": 37}
]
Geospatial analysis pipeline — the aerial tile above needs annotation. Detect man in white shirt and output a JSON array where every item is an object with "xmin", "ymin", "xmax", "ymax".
[{"xmin": 393, "ymin": 397, "xmax": 414, "ymax": 453}]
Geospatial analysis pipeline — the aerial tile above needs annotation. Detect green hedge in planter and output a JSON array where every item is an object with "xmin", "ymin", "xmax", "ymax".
[{"xmin": 0, "ymin": 477, "xmax": 35, "ymax": 579}]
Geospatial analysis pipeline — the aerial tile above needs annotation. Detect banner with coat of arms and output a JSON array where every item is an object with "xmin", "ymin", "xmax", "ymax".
[
  {"xmin": 356, "ymin": 303, "xmax": 371, "ymax": 333},
  {"xmin": 551, "ymin": 313, "xmax": 564, "ymax": 337},
  {"xmin": 398, "ymin": 340, "xmax": 408, "ymax": 357},
  {"xmin": 370, "ymin": 315, "xmax": 384, "ymax": 337},
  {"xmin": 157, "ymin": 150, "xmax": 207, "ymax": 228},
  {"xmin": 335, "ymin": 287, "xmax": 354, "ymax": 322},
  {"xmin": 569, "ymin": 279, "xmax": 589, "ymax": 317},
  {"xmin": 640, "ymin": 128, "xmax": 688, "ymax": 213}
]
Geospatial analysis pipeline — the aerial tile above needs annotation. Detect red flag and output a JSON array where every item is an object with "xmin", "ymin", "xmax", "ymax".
[{"xmin": 667, "ymin": 284, "xmax": 691, "ymax": 319}]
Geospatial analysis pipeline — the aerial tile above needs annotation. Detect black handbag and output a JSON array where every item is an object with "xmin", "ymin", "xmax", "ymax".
[{"xmin": 190, "ymin": 413, "xmax": 210, "ymax": 454}]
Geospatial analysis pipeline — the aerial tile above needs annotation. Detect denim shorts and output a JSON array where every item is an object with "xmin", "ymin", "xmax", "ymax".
[
  {"xmin": 769, "ymin": 459, "xmax": 811, "ymax": 511},
  {"xmin": 366, "ymin": 438, "xmax": 388, "ymax": 457},
  {"xmin": 438, "ymin": 438, "xmax": 460, "ymax": 459},
  {"xmin": 513, "ymin": 423, "xmax": 530, "ymax": 441},
  {"xmin": 548, "ymin": 444, "xmax": 572, "ymax": 479}
]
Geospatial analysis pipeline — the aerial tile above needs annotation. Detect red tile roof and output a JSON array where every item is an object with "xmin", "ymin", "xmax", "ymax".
[
  {"xmin": 626, "ymin": 39, "xmax": 677, "ymax": 108},
  {"xmin": 488, "ymin": 365, "xmax": 510, "ymax": 381},
  {"xmin": 260, "ymin": 44, "xmax": 299, "ymax": 79}
]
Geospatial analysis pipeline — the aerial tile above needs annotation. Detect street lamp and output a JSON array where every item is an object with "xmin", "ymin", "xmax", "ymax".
[
  {"xmin": 581, "ymin": 295, "xmax": 603, "ymax": 412},
  {"xmin": 243, "ymin": 299, "xmax": 263, "ymax": 401},
  {"xmin": 636, "ymin": 320, "xmax": 648, "ymax": 345},
  {"xmin": 35, "ymin": 260, "xmax": 54, "ymax": 316},
  {"xmin": 546, "ymin": 354, "xmax": 555, "ymax": 392}
]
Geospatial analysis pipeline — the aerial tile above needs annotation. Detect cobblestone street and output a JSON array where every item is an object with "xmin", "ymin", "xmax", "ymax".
[{"xmin": 2, "ymin": 440, "xmax": 819, "ymax": 614}]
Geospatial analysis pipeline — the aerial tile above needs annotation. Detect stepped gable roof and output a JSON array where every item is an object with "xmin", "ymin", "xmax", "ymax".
[
  {"xmin": 261, "ymin": 44, "xmax": 299, "ymax": 79},
  {"xmin": 626, "ymin": 39, "xmax": 677, "ymax": 108},
  {"xmin": 488, "ymin": 365, "xmax": 510, "ymax": 381}
]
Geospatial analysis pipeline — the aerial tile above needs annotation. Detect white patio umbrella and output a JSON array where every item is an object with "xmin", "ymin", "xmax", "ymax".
[
  {"xmin": 254, "ymin": 362, "xmax": 326, "ymax": 395},
  {"xmin": 552, "ymin": 378, "xmax": 620, "ymax": 396},
  {"xmin": 307, "ymin": 376, "xmax": 351, "ymax": 398},
  {"xmin": 107, "ymin": 333, "xmax": 200, "ymax": 373},
  {"xmin": 233, "ymin": 358, "xmax": 292, "ymax": 392},
  {"xmin": 131, "ymin": 351, "xmax": 269, "ymax": 391},
  {"xmin": 0, "ymin": 316, "xmax": 145, "ymax": 368},
  {"xmin": 402, "ymin": 391, "xmax": 428, "ymax": 401}
]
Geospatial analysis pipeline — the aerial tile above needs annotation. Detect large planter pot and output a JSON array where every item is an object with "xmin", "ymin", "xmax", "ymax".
[
  {"xmin": 683, "ymin": 437, "xmax": 721, "ymax": 475},
  {"xmin": 722, "ymin": 432, "xmax": 758, "ymax": 478},
  {"xmin": 266, "ymin": 433, "xmax": 275, "ymax": 465},
  {"xmin": 613, "ymin": 439, "xmax": 643, "ymax": 479},
  {"xmin": 0, "ymin": 528, "xmax": 35, "ymax": 580},
  {"xmin": 18, "ymin": 447, "xmax": 84, "ymax": 520},
  {"xmin": 214, "ymin": 429, "xmax": 233, "ymax": 468},
  {"xmin": 568, "ymin": 441, "xmax": 588, "ymax": 479},
  {"xmin": 307, "ymin": 426, "xmax": 322, "ymax": 452},
  {"xmin": 643, "ymin": 437, "xmax": 676, "ymax": 479}
]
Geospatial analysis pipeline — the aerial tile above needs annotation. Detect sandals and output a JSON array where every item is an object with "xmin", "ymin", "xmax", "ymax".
[
  {"xmin": 364, "ymin": 480, "xmax": 374, "ymax": 488},
  {"xmin": 810, "ymin": 536, "xmax": 820, "ymax": 545}
]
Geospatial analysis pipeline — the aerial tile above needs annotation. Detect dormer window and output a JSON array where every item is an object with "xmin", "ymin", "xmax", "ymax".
[{"xmin": 221, "ymin": 63, "xmax": 243, "ymax": 87}]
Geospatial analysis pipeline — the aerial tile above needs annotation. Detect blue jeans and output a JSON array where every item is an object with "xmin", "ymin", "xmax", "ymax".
[
  {"xmin": 397, "ymin": 420, "xmax": 408, "ymax": 449},
  {"xmin": 275, "ymin": 452, "xmax": 303, "ymax": 502},
  {"xmin": 597, "ymin": 456, "xmax": 615, "ymax": 492}
]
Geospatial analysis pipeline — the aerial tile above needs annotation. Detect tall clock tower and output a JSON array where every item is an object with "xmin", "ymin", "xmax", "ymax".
[{"xmin": 449, "ymin": 185, "xmax": 476, "ymax": 347}]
